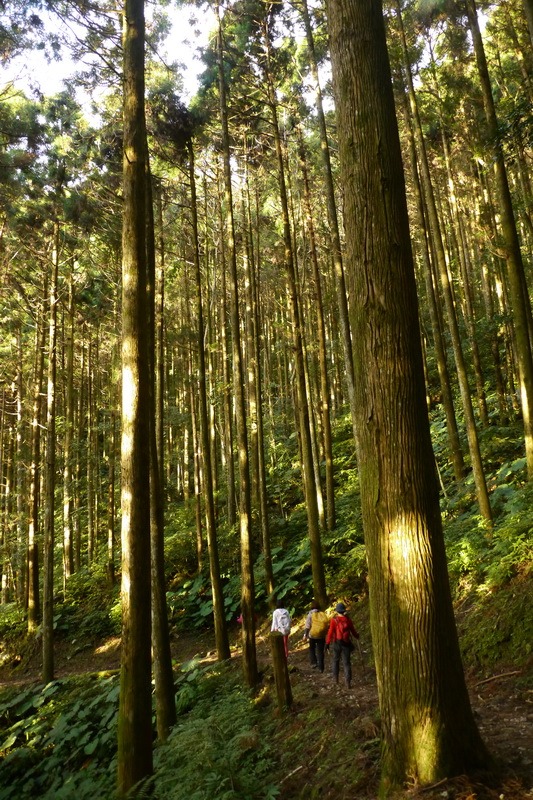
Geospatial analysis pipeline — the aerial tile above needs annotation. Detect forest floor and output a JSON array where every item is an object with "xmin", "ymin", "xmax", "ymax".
[{"xmin": 0, "ymin": 624, "xmax": 532, "ymax": 800}]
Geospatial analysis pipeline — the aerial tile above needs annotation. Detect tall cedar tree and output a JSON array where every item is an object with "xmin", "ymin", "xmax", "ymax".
[
  {"xmin": 326, "ymin": 0, "xmax": 492, "ymax": 792},
  {"xmin": 117, "ymin": 0, "xmax": 153, "ymax": 793}
]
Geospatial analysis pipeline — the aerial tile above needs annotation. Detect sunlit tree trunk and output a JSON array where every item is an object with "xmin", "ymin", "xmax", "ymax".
[
  {"xmin": 117, "ymin": 0, "xmax": 153, "ymax": 792},
  {"xmin": 326, "ymin": 0, "xmax": 492, "ymax": 791}
]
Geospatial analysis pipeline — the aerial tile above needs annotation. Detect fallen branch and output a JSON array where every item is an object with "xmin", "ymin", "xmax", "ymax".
[
  {"xmin": 474, "ymin": 670, "xmax": 521, "ymax": 687},
  {"xmin": 279, "ymin": 765, "xmax": 303, "ymax": 785}
]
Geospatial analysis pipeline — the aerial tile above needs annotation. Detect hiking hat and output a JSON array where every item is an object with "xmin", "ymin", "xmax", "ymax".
[{"xmin": 335, "ymin": 603, "xmax": 346, "ymax": 614}]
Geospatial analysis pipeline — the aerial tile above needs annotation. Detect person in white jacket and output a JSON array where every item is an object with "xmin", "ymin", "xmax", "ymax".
[{"xmin": 271, "ymin": 600, "xmax": 291, "ymax": 657}]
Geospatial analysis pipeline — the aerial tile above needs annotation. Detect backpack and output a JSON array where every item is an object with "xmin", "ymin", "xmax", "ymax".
[
  {"xmin": 277, "ymin": 609, "xmax": 291, "ymax": 636},
  {"xmin": 335, "ymin": 614, "xmax": 352, "ymax": 643},
  {"xmin": 309, "ymin": 611, "xmax": 329, "ymax": 638}
]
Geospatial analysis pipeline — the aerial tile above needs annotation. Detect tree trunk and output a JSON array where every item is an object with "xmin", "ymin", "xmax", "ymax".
[
  {"xmin": 326, "ymin": 0, "xmax": 492, "ymax": 791},
  {"xmin": 299, "ymin": 0, "xmax": 358, "ymax": 444},
  {"xmin": 63, "ymin": 267, "xmax": 75, "ymax": 586},
  {"xmin": 27, "ymin": 274, "xmax": 47, "ymax": 633},
  {"xmin": 107, "ymin": 410, "xmax": 116, "ymax": 586},
  {"xmin": 402, "ymin": 98, "xmax": 465, "ymax": 482},
  {"xmin": 298, "ymin": 128, "xmax": 336, "ymax": 530},
  {"xmin": 395, "ymin": 0, "xmax": 492, "ymax": 524},
  {"xmin": 466, "ymin": 0, "xmax": 533, "ymax": 480},
  {"xmin": 146, "ymin": 167, "xmax": 176, "ymax": 742},
  {"xmin": 189, "ymin": 140, "xmax": 230, "ymax": 661},
  {"xmin": 262, "ymin": 18, "xmax": 327, "ymax": 608},
  {"xmin": 117, "ymin": 0, "xmax": 153, "ymax": 792},
  {"xmin": 42, "ymin": 225, "xmax": 59, "ymax": 684},
  {"xmin": 523, "ymin": 0, "xmax": 533, "ymax": 48},
  {"xmin": 217, "ymin": 5, "xmax": 257, "ymax": 688}
]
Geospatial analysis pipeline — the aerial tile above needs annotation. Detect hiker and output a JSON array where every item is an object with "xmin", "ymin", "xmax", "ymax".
[
  {"xmin": 271, "ymin": 600, "xmax": 291, "ymax": 657},
  {"xmin": 303, "ymin": 602, "xmax": 329, "ymax": 672},
  {"xmin": 325, "ymin": 602, "xmax": 359, "ymax": 688}
]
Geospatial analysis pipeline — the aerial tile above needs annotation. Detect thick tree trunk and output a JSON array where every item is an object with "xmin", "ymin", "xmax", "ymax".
[
  {"xmin": 326, "ymin": 0, "xmax": 492, "ymax": 791},
  {"xmin": 117, "ymin": 0, "xmax": 153, "ymax": 792}
]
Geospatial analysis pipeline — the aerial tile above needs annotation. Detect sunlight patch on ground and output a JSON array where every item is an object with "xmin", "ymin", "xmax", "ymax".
[{"xmin": 94, "ymin": 637, "xmax": 121, "ymax": 656}]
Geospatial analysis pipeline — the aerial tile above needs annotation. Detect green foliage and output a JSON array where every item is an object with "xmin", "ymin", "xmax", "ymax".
[
  {"xmin": 0, "ymin": 604, "xmax": 26, "ymax": 648},
  {"xmin": 457, "ymin": 574, "xmax": 533, "ymax": 672},
  {"xmin": 445, "ymin": 479, "xmax": 533, "ymax": 593},
  {"xmin": 152, "ymin": 664, "xmax": 279, "ymax": 800},
  {"xmin": 0, "ymin": 675, "xmax": 119, "ymax": 799},
  {"xmin": 59, "ymin": 565, "xmax": 121, "ymax": 641}
]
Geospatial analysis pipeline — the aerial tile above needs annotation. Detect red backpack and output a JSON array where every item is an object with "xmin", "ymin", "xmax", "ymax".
[{"xmin": 335, "ymin": 615, "xmax": 352, "ymax": 643}]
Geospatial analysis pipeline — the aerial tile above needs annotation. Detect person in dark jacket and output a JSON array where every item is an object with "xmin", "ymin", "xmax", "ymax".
[{"xmin": 325, "ymin": 602, "xmax": 359, "ymax": 688}]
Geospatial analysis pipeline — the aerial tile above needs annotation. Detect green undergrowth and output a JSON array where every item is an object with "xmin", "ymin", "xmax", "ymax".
[
  {"xmin": 151, "ymin": 662, "xmax": 279, "ymax": 800},
  {"xmin": 0, "ymin": 672, "xmax": 119, "ymax": 799},
  {"xmin": 0, "ymin": 659, "xmax": 283, "ymax": 800}
]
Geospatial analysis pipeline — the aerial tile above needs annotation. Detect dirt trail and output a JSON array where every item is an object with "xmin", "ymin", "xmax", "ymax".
[{"xmin": 1, "ymin": 627, "xmax": 532, "ymax": 799}]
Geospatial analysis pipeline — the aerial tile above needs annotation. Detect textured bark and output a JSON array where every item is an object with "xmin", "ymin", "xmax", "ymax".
[
  {"xmin": 117, "ymin": 0, "xmax": 153, "ymax": 792},
  {"xmin": 270, "ymin": 633, "xmax": 292, "ymax": 712},
  {"xmin": 326, "ymin": 0, "xmax": 492, "ymax": 791}
]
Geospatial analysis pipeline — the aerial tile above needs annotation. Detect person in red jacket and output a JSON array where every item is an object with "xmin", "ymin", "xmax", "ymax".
[{"xmin": 325, "ymin": 602, "xmax": 359, "ymax": 689}]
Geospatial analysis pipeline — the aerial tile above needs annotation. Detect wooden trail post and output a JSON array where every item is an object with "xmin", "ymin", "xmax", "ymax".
[{"xmin": 270, "ymin": 633, "xmax": 292, "ymax": 712}]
